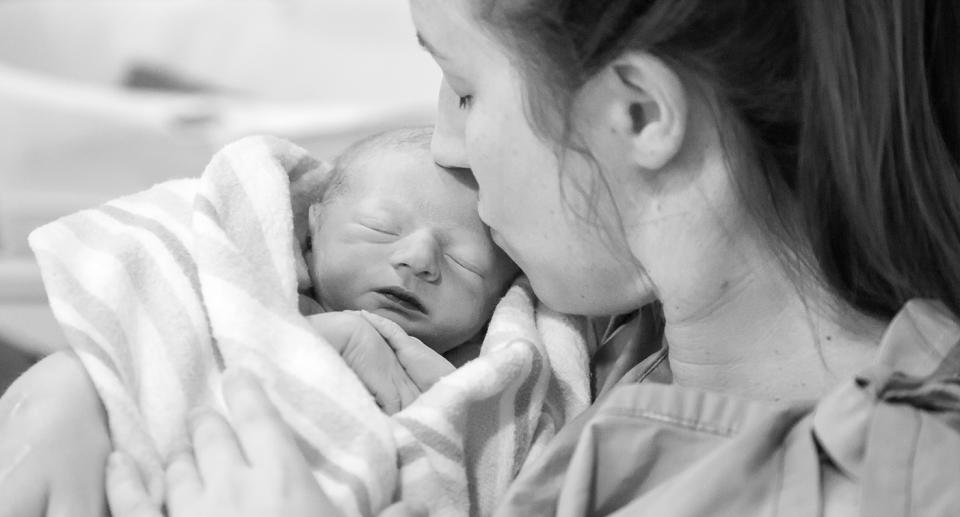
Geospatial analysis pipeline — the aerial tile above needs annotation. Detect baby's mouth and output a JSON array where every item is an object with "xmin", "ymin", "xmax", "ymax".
[{"xmin": 375, "ymin": 287, "xmax": 428, "ymax": 315}]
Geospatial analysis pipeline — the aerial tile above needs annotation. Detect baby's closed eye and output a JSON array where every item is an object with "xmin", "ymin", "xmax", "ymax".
[
  {"xmin": 351, "ymin": 220, "xmax": 400, "ymax": 240},
  {"xmin": 360, "ymin": 220, "xmax": 399, "ymax": 235},
  {"xmin": 446, "ymin": 253, "xmax": 484, "ymax": 277}
]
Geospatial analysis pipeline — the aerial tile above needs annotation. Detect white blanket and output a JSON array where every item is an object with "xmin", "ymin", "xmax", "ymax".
[{"xmin": 28, "ymin": 136, "xmax": 594, "ymax": 516}]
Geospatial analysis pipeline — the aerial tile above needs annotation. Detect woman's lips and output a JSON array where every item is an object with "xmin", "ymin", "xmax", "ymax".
[{"xmin": 375, "ymin": 287, "xmax": 428, "ymax": 315}]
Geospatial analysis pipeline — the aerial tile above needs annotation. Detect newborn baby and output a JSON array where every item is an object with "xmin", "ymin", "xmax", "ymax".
[{"xmin": 297, "ymin": 127, "xmax": 518, "ymax": 372}]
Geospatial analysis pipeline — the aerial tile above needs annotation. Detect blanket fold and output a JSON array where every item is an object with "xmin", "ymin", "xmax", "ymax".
[{"xmin": 28, "ymin": 135, "xmax": 592, "ymax": 516}]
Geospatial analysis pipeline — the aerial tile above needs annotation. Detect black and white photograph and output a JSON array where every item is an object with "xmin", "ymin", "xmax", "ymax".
[{"xmin": 0, "ymin": 1, "xmax": 958, "ymax": 516}]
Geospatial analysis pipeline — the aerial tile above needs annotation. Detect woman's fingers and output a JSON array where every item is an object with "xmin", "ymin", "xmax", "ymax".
[
  {"xmin": 379, "ymin": 502, "xmax": 429, "ymax": 517},
  {"xmin": 189, "ymin": 408, "xmax": 246, "ymax": 479},
  {"xmin": 221, "ymin": 371, "xmax": 301, "ymax": 470},
  {"xmin": 105, "ymin": 451, "xmax": 163, "ymax": 517},
  {"xmin": 164, "ymin": 449, "xmax": 202, "ymax": 511}
]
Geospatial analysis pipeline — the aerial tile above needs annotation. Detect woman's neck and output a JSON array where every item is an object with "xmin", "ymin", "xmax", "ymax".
[{"xmin": 660, "ymin": 248, "xmax": 888, "ymax": 403}]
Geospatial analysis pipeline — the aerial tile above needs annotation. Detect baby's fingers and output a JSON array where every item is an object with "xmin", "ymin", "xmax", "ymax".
[
  {"xmin": 105, "ymin": 451, "xmax": 163, "ymax": 517},
  {"xmin": 355, "ymin": 310, "xmax": 411, "ymax": 348},
  {"xmin": 358, "ymin": 311, "xmax": 455, "ymax": 391}
]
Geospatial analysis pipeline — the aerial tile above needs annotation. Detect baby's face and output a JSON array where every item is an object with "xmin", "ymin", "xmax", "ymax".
[{"xmin": 306, "ymin": 147, "xmax": 517, "ymax": 353}]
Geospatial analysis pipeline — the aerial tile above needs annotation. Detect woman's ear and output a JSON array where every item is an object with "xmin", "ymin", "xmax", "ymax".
[{"xmin": 588, "ymin": 52, "xmax": 688, "ymax": 171}]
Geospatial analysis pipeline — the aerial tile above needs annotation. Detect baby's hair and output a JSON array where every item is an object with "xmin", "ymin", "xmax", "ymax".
[{"xmin": 320, "ymin": 126, "xmax": 435, "ymax": 204}]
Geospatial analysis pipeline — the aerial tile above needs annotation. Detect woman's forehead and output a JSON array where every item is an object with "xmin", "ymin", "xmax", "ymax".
[
  {"xmin": 412, "ymin": 0, "xmax": 514, "ymax": 71},
  {"xmin": 411, "ymin": 0, "xmax": 479, "ymax": 43}
]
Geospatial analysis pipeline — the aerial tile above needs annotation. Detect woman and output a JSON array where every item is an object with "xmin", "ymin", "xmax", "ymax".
[{"xmin": 24, "ymin": 0, "xmax": 960, "ymax": 515}]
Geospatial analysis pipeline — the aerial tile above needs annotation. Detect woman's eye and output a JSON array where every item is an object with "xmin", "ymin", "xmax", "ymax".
[{"xmin": 458, "ymin": 95, "xmax": 473, "ymax": 110}]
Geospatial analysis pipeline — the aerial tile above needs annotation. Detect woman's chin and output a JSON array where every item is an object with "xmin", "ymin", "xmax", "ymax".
[
  {"xmin": 525, "ymin": 276, "xmax": 587, "ymax": 315},
  {"xmin": 529, "ymin": 276, "xmax": 651, "ymax": 317}
]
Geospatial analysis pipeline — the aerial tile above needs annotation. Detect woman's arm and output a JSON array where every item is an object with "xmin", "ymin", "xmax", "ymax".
[{"xmin": 0, "ymin": 351, "xmax": 112, "ymax": 517}]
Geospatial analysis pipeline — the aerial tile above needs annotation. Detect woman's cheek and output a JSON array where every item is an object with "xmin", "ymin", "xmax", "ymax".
[{"xmin": 465, "ymin": 112, "xmax": 502, "ymax": 184}]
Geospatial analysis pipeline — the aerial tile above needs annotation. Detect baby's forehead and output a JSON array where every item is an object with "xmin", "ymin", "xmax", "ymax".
[
  {"xmin": 350, "ymin": 147, "xmax": 478, "ymax": 200},
  {"xmin": 356, "ymin": 144, "xmax": 435, "ymax": 177}
]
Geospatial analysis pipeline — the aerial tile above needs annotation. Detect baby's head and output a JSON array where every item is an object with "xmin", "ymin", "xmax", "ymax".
[{"xmin": 305, "ymin": 127, "xmax": 518, "ymax": 353}]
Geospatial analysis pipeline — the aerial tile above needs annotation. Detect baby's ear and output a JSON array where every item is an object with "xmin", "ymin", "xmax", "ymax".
[
  {"xmin": 290, "ymin": 159, "xmax": 334, "ymax": 250},
  {"xmin": 294, "ymin": 202, "xmax": 325, "ymax": 296},
  {"xmin": 306, "ymin": 202, "xmax": 324, "ymax": 237}
]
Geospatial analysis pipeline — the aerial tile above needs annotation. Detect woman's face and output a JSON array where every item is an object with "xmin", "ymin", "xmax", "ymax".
[{"xmin": 410, "ymin": 0, "xmax": 655, "ymax": 315}]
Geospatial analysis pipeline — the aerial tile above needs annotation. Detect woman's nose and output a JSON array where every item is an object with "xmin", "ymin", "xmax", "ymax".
[
  {"xmin": 432, "ymin": 79, "xmax": 469, "ymax": 169},
  {"xmin": 390, "ymin": 232, "xmax": 441, "ymax": 282}
]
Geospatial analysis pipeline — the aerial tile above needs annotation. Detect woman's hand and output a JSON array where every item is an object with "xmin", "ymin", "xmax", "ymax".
[
  {"xmin": 106, "ymin": 372, "xmax": 338, "ymax": 517},
  {"xmin": 306, "ymin": 311, "xmax": 454, "ymax": 413}
]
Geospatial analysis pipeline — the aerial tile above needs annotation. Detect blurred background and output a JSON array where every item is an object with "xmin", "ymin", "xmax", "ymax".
[{"xmin": 0, "ymin": 0, "xmax": 440, "ymax": 391}]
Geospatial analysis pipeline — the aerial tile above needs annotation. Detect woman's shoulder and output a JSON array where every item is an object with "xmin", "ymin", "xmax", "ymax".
[
  {"xmin": 811, "ymin": 298, "xmax": 960, "ymax": 514},
  {"xmin": 3, "ymin": 351, "xmax": 105, "ymax": 416},
  {"xmin": 872, "ymin": 298, "xmax": 960, "ymax": 374},
  {"xmin": 500, "ymin": 300, "xmax": 960, "ymax": 516},
  {"xmin": 0, "ymin": 351, "xmax": 111, "ymax": 517}
]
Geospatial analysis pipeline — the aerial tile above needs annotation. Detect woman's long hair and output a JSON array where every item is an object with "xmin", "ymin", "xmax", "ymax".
[{"xmin": 479, "ymin": 0, "xmax": 960, "ymax": 320}]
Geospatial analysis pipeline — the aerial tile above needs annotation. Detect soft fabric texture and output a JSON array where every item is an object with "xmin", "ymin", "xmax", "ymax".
[
  {"xmin": 496, "ymin": 299, "xmax": 960, "ymax": 516},
  {"xmin": 28, "ymin": 135, "xmax": 593, "ymax": 517}
]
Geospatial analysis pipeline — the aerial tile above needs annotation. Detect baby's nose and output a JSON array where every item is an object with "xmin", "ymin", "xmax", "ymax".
[{"xmin": 390, "ymin": 233, "xmax": 440, "ymax": 282}]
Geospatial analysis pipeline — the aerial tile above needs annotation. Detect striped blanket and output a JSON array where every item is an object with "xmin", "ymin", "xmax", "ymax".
[{"xmin": 28, "ymin": 136, "xmax": 594, "ymax": 516}]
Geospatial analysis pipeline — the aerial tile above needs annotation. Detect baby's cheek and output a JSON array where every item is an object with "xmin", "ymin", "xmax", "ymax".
[{"xmin": 463, "ymin": 286, "xmax": 500, "ymax": 330}]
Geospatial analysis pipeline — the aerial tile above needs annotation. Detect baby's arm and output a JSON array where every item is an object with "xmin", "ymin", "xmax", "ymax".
[{"xmin": 0, "ymin": 351, "xmax": 112, "ymax": 517}]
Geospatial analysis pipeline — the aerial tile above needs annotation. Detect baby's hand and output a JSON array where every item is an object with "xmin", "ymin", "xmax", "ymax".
[
  {"xmin": 306, "ymin": 311, "xmax": 452, "ymax": 413},
  {"xmin": 355, "ymin": 311, "xmax": 455, "ymax": 392}
]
